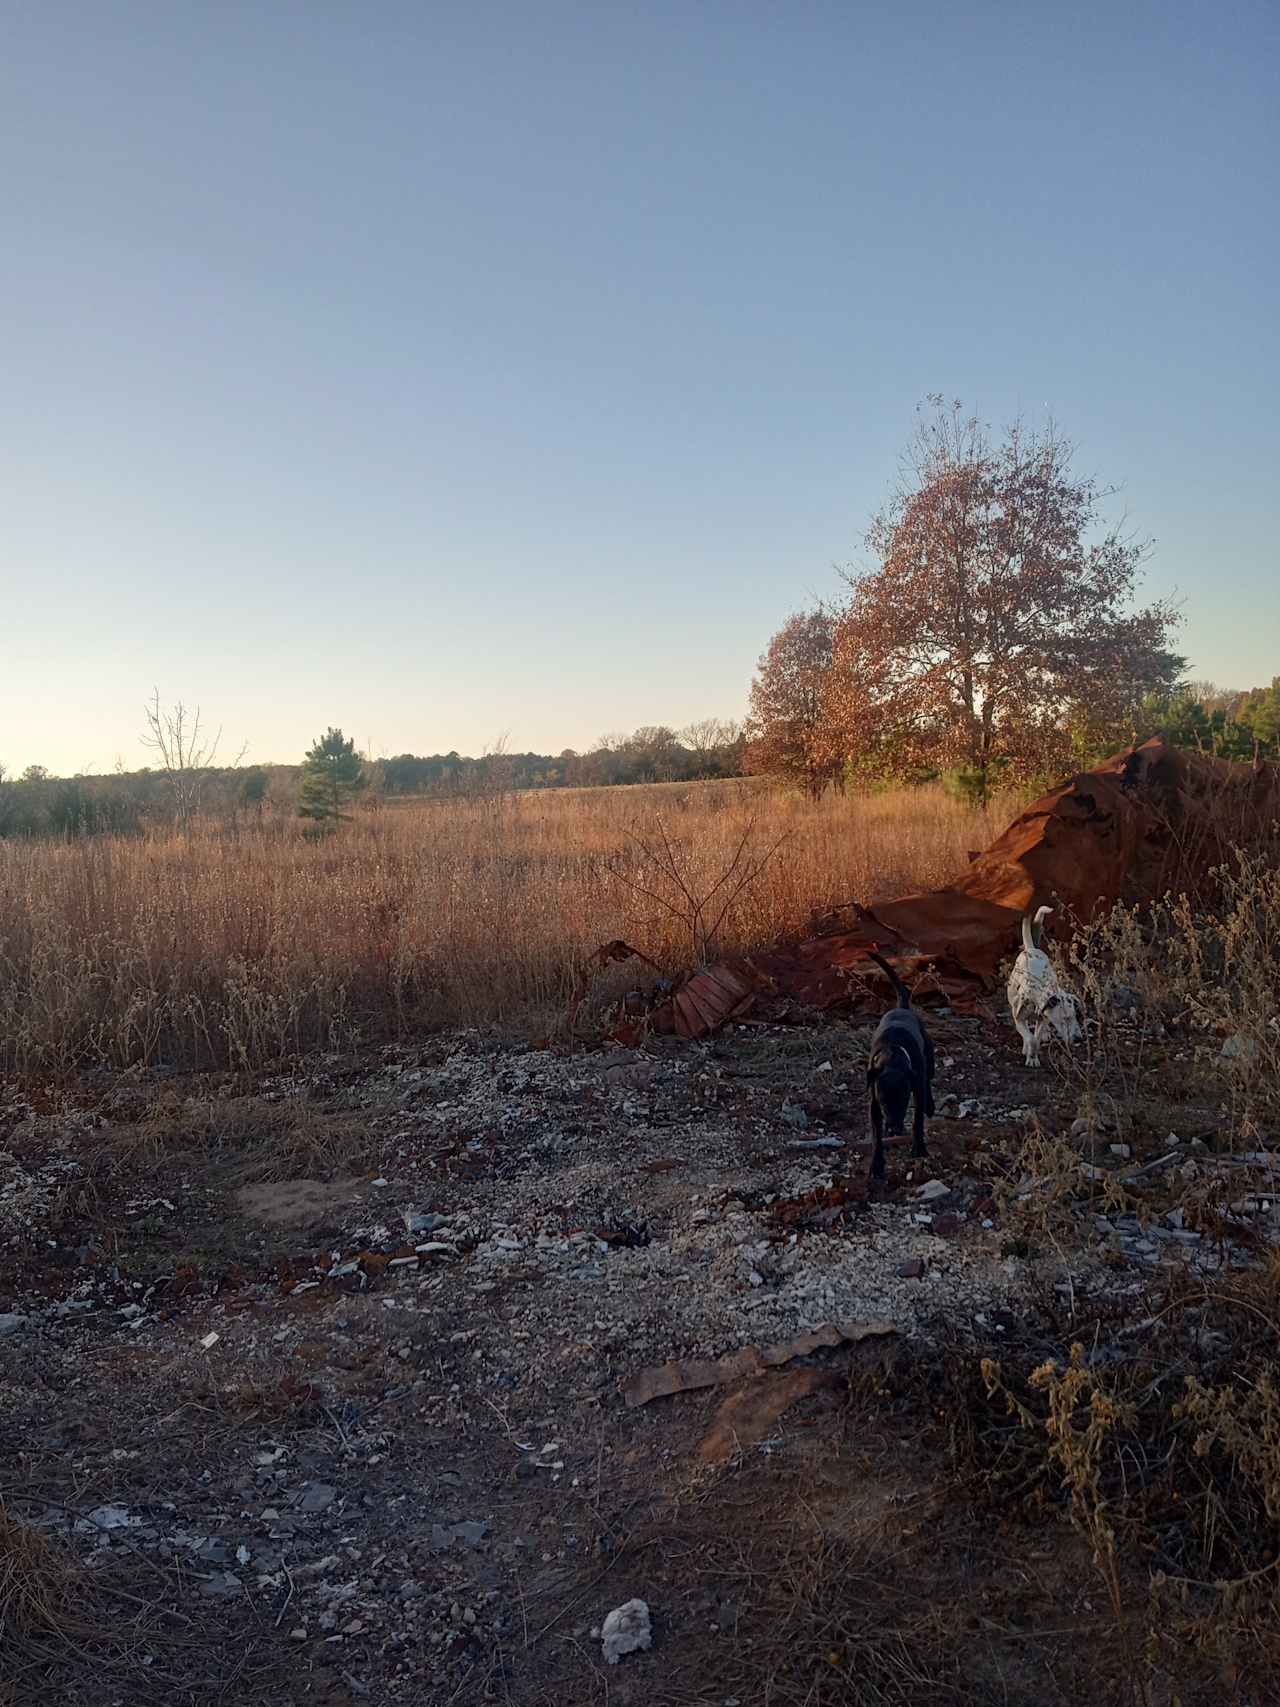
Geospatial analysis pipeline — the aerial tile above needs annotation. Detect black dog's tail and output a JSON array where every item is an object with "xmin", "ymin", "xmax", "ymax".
[{"xmin": 867, "ymin": 950, "xmax": 911, "ymax": 1008}]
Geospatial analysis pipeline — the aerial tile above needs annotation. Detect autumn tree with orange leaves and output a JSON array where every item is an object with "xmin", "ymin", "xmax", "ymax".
[
  {"xmin": 745, "ymin": 607, "xmax": 841, "ymax": 796},
  {"xmin": 820, "ymin": 401, "xmax": 1182, "ymax": 797}
]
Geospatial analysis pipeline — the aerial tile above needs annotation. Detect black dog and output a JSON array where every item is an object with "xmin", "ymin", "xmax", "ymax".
[{"xmin": 865, "ymin": 952, "xmax": 935, "ymax": 1180}]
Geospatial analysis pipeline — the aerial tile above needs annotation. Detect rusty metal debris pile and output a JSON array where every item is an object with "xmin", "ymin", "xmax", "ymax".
[{"xmin": 636, "ymin": 739, "xmax": 1280, "ymax": 1038}]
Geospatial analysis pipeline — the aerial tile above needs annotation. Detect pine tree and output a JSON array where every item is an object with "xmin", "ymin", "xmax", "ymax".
[{"xmin": 298, "ymin": 728, "xmax": 364, "ymax": 824}]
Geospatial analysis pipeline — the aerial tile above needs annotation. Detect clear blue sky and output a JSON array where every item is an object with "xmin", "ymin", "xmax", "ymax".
[{"xmin": 2, "ymin": 0, "xmax": 1276, "ymax": 775}]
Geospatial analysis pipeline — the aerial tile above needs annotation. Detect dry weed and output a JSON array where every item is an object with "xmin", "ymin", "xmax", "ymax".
[
  {"xmin": 984, "ymin": 1348, "xmax": 1147, "ymax": 1703},
  {"xmin": 0, "ymin": 781, "xmax": 1019, "ymax": 1072},
  {"xmin": 110, "ymin": 1091, "xmax": 374, "ymax": 1182},
  {"xmin": 968, "ymin": 1261, "xmax": 1280, "ymax": 1703},
  {"xmin": 0, "ymin": 1502, "xmax": 70, "ymax": 1638},
  {"xmin": 990, "ymin": 1124, "xmax": 1128, "ymax": 1257},
  {"xmin": 1059, "ymin": 851, "xmax": 1280, "ymax": 1146}
]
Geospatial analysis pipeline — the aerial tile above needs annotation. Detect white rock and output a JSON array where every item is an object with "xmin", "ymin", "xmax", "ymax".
[{"xmin": 601, "ymin": 1597, "xmax": 652, "ymax": 1665}]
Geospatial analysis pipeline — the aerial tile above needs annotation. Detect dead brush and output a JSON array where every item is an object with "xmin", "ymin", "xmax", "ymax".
[
  {"xmin": 0, "ymin": 1501, "xmax": 71, "ymax": 1640},
  {"xmin": 982, "ymin": 1346, "xmax": 1148, "ymax": 1705},
  {"xmin": 659, "ymin": 1506, "xmax": 973, "ymax": 1706},
  {"xmin": 606, "ymin": 812, "xmax": 790, "ymax": 967},
  {"xmin": 960, "ymin": 1256, "xmax": 1280, "ymax": 1699},
  {"xmin": 104, "ymin": 1091, "xmax": 372, "ymax": 1182},
  {"xmin": 1059, "ymin": 850, "xmax": 1280, "ymax": 1147},
  {"xmin": 991, "ymin": 1122, "xmax": 1130, "ymax": 1258}
]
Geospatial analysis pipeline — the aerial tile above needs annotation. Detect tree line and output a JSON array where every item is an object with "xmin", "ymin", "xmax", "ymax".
[
  {"xmin": 744, "ymin": 399, "xmax": 1278, "ymax": 799},
  {"xmin": 0, "ymin": 719, "xmax": 746, "ymax": 838}
]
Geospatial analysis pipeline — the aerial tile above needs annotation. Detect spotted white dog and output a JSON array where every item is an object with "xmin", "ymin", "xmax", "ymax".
[{"xmin": 1008, "ymin": 905, "xmax": 1083, "ymax": 1066}]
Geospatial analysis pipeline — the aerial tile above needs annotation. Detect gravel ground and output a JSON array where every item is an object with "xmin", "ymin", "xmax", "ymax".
[{"xmin": 1, "ymin": 1013, "xmax": 1269, "ymax": 1704}]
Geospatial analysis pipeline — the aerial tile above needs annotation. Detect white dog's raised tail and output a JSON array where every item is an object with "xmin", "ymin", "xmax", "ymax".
[{"xmin": 1008, "ymin": 907, "xmax": 1081, "ymax": 1066}]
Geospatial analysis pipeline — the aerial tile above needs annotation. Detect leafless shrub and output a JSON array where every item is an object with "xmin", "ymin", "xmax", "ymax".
[{"xmin": 608, "ymin": 813, "xmax": 790, "ymax": 965}]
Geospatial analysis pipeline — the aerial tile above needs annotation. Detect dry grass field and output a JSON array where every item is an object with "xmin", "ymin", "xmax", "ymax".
[{"xmin": 0, "ymin": 778, "xmax": 1024, "ymax": 1073}]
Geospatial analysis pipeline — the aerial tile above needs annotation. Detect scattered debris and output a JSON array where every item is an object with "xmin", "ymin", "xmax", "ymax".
[
  {"xmin": 568, "ymin": 939, "xmax": 662, "ymax": 1034},
  {"xmin": 4, "ymin": 905, "xmax": 1277, "ymax": 1707},
  {"xmin": 622, "ymin": 1321, "xmax": 896, "ymax": 1409}
]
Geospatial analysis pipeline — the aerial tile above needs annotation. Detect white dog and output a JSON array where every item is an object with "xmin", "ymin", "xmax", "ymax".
[{"xmin": 1008, "ymin": 905, "xmax": 1083, "ymax": 1066}]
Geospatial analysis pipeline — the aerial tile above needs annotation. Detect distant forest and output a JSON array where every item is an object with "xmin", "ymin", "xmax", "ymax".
[{"xmin": 0, "ymin": 721, "xmax": 747, "ymax": 838}]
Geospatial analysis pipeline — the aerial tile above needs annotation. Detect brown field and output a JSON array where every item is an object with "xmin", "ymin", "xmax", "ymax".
[{"xmin": 0, "ymin": 778, "xmax": 1024, "ymax": 1073}]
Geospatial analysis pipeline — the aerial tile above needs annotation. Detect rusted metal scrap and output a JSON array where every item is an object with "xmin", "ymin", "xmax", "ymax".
[
  {"xmin": 621, "ymin": 1319, "xmax": 896, "ymax": 1409},
  {"xmin": 565, "ymin": 938, "xmax": 662, "ymax": 1033},
  {"xmin": 699, "ymin": 1366, "xmax": 836, "ymax": 1464},
  {"xmin": 648, "ymin": 740, "xmax": 1280, "ymax": 1040}
]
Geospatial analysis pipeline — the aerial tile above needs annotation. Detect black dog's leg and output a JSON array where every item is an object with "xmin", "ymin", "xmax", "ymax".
[
  {"xmin": 869, "ymin": 1097, "xmax": 886, "ymax": 1180},
  {"xmin": 911, "ymin": 1078, "xmax": 928, "ymax": 1160}
]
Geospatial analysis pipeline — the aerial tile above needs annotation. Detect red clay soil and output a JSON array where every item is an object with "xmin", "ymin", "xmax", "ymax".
[{"xmin": 651, "ymin": 738, "xmax": 1280, "ymax": 1037}]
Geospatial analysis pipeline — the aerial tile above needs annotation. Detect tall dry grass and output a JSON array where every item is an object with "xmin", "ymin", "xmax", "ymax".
[{"xmin": 0, "ymin": 779, "xmax": 1021, "ymax": 1073}]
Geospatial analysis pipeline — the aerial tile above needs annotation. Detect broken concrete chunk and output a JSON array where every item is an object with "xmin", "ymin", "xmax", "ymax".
[
  {"xmin": 296, "ymin": 1482, "xmax": 337, "ymax": 1513},
  {"xmin": 601, "ymin": 1597, "xmax": 652, "ymax": 1664},
  {"xmin": 429, "ymin": 1520, "xmax": 490, "ymax": 1550},
  {"xmin": 406, "ymin": 1211, "xmax": 447, "ymax": 1235},
  {"xmin": 198, "ymin": 1571, "xmax": 244, "ymax": 1598},
  {"xmin": 80, "ymin": 1505, "xmax": 137, "ymax": 1533}
]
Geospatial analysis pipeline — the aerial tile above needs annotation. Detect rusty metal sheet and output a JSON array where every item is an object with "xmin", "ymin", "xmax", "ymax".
[{"xmin": 648, "ymin": 740, "xmax": 1280, "ymax": 1039}]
